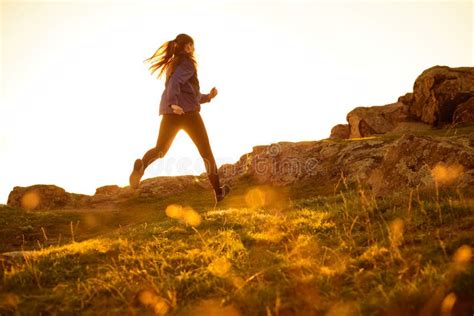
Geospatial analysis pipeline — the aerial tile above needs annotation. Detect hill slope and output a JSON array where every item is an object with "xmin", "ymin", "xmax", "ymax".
[{"xmin": 1, "ymin": 161, "xmax": 473, "ymax": 315}]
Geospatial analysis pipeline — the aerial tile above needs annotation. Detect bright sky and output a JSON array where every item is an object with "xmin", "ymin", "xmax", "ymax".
[{"xmin": 0, "ymin": 0, "xmax": 472, "ymax": 203}]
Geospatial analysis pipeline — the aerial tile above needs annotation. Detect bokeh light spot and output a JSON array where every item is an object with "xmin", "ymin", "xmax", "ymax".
[
  {"xmin": 245, "ymin": 188, "xmax": 266, "ymax": 208},
  {"xmin": 165, "ymin": 204, "xmax": 183, "ymax": 219},
  {"xmin": 453, "ymin": 245, "xmax": 472, "ymax": 265},
  {"xmin": 137, "ymin": 289, "xmax": 170, "ymax": 316},
  {"xmin": 208, "ymin": 257, "xmax": 231, "ymax": 278},
  {"xmin": 21, "ymin": 190, "xmax": 40, "ymax": 210},
  {"xmin": 182, "ymin": 207, "xmax": 202, "ymax": 227},
  {"xmin": 440, "ymin": 293, "xmax": 456, "ymax": 316},
  {"xmin": 431, "ymin": 163, "xmax": 464, "ymax": 185}
]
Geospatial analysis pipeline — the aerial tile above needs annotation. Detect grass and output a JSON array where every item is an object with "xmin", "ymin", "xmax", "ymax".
[{"xmin": 1, "ymin": 178, "xmax": 473, "ymax": 315}]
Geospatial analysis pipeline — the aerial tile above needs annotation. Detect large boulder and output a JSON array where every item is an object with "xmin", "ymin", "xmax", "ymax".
[
  {"xmin": 329, "ymin": 124, "xmax": 350, "ymax": 139},
  {"xmin": 346, "ymin": 102, "xmax": 410, "ymax": 138},
  {"xmin": 405, "ymin": 66, "xmax": 474, "ymax": 126},
  {"xmin": 7, "ymin": 185, "xmax": 87, "ymax": 210}
]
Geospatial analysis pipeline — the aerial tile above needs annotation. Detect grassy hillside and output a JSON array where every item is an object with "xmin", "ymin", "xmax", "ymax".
[{"xmin": 1, "ymin": 176, "xmax": 473, "ymax": 315}]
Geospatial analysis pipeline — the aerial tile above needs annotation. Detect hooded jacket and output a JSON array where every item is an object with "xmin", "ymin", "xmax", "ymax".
[{"xmin": 159, "ymin": 54, "xmax": 211, "ymax": 115}]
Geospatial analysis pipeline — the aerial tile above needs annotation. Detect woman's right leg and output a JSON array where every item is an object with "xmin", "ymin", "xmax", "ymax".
[{"xmin": 142, "ymin": 114, "xmax": 181, "ymax": 170}]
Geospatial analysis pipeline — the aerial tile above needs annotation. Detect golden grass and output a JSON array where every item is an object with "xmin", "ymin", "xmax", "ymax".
[{"xmin": 1, "ymin": 182, "xmax": 473, "ymax": 315}]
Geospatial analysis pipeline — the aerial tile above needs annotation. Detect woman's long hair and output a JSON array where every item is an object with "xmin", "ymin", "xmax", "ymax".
[{"xmin": 144, "ymin": 33, "xmax": 197, "ymax": 80}]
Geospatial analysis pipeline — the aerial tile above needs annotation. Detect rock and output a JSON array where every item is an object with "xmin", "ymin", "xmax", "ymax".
[
  {"xmin": 7, "ymin": 185, "xmax": 73, "ymax": 210},
  {"xmin": 6, "ymin": 174, "xmax": 214, "ymax": 210},
  {"xmin": 333, "ymin": 66, "xmax": 474, "ymax": 139},
  {"xmin": 408, "ymin": 66, "xmax": 474, "ymax": 126},
  {"xmin": 452, "ymin": 97, "xmax": 474, "ymax": 127},
  {"xmin": 346, "ymin": 102, "xmax": 410, "ymax": 138},
  {"xmin": 330, "ymin": 124, "xmax": 350, "ymax": 139},
  {"xmin": 90, "ymin": 185, "xmax": 124, "ymax": 204},
  {"xmin": 95, "ymin": 185, "xmax": 121, "ymax": 196},
  {"xmin": 368, "ymin": 134, "xmax": 474, "ymax": 195},
  {"xmin": 218, "ymin": 130, "xmax": 474, "ymax": 197},
  {"xmin": 219, "ymin": 141, "xmax": 324, "ymax": 186},
  {"xmin": 398, "ymin": 92, "xmax": 414, "ymax": 106},
  {"xmin": 387, "ymin": 122, "xmax": 433, "ymax": 135}
]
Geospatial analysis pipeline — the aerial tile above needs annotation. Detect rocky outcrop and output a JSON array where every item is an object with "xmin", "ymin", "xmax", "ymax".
[
  {"xmin": 7, "ymin": 175, "xmax": 211, "ymax": 211},
  {"xmin": 330, "ymin": 66, "xmax": 474, "ymax": 139},
  {"xmin": 7, "ymin": 129, "xmax": 474, "ymax": 209},
  {"xmin": 406, "ymin": 66, "xmax": 474, "ymax": 126},
  {"xmin": 7, "ymin": 185, "xmax": 88, "ymax": 210},
  {"xmin": 345, "ymin": 102, "xmax": 412, "ymax": 138},
  {"xmin": 219, "ymin": 131, "xmax": 474, "ymax": 196}
]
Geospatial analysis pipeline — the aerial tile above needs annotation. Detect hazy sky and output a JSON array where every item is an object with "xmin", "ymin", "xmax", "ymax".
[{"xmin": 0, "ymin": 0, "xmax": 472, "ymax": 203}]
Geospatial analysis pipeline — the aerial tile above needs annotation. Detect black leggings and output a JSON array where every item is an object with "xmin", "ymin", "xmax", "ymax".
[{"xmin": 142, "ymin": 111, "xmax": 221, "ymax": 193}]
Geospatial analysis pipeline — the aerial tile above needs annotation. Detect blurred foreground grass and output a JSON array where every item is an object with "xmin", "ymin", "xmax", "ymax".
[{"xmin": 1, "ymin": 179, "xmax": 473, "ymax": 315}]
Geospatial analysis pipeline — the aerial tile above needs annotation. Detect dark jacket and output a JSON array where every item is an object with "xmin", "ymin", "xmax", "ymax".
[{"xmin": 159, "ymin": 55, "xmax": 211, "ymax": 115}]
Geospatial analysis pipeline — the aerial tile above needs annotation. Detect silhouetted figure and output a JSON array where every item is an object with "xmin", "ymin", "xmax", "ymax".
[{"xmin": 129, "ymin": 33, "xmax": 230, "ymax": 204}]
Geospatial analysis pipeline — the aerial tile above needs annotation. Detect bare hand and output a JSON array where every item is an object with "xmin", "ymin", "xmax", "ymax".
[
  {"xmin": 171, "ymin": 104, "xmax": 184, "ymax": 115},
  {"xmin": 209, "ymin": 87, "xmax": 218, "ymax": 99}
]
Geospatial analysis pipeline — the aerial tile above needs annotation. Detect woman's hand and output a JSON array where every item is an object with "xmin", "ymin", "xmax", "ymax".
[
  {"xmin": 170, "ymin": 104, "xmax": 185, "ymax": 115},
  {"xmin": 209, "ymin": 87, "xmax": 218, "ymax": 100}
]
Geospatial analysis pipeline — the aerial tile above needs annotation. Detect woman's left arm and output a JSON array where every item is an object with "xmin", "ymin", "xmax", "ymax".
[
  {"xmin": 199, "ymin": 93, "xmax": 211, "ymax": 104},
  {"xmin": 199, "ymin": 87, "xmax": 218, "ymax": 104}
]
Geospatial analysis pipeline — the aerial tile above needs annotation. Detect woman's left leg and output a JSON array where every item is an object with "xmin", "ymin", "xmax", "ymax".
[{"xmin": 182, "ymin": 112, "xmax": 221, "ymax": 194}]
